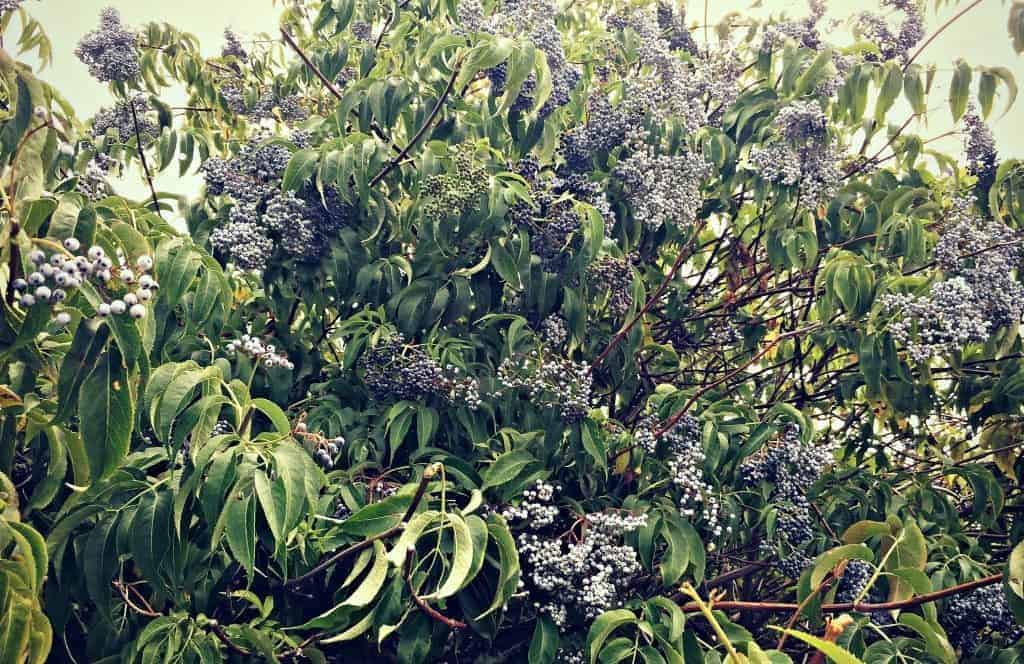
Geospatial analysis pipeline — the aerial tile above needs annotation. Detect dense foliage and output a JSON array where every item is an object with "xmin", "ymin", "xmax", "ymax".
[{"xmin": 4, "ymin": 0, "xmax": 1024, "ymax": 661}]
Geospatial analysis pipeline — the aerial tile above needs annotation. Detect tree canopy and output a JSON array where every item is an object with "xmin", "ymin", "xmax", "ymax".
[{"xmin": 3, "ymin": 0, "xmax": 1024, "ymax": 662}]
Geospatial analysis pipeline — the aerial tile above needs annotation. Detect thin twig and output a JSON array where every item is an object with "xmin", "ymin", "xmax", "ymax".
[
  {"xmin": 280, "ymin": 27, "xmax": 345, "ymax": 102},
  {"xmin": 207, "ymin": 621, "xmax": 252, "ymax": 657},
  {"xmin": 368, "ymin": 60, "xmax": 462, "ymax": 187},
  {"xmin": 113, "ymin": 581, "xmax": 161, "ymax": 617},
  {"xmin": 128, "ymin": 100, "xmax": 163, "ymax": 219},
  {"xmin": 678, "ymin": 573, "xmax": 1002, "ymax": 613},
  {"xmin": 283, "ymin": 464, "xmax": 438, "ymax": 588},
  {"xmin": 654, "ymin": 324, "xmax": 821, "ymax": 438},
  {"xmin": 903, "ymin": 0, "xmax": 984, "ymax": 72},
  {"xmin": 404, "ymin": 547, "xmax": 467, "ymax": 629},
  {"xmin": 280, "ymin": 27, "xmax": 400, "ymax": 154},
  {"xmin": 592, "ymin": 223, "xmax": 706, "ymax": 372},
  {"xmin": 776, "ymin": 574, "xmax": 835, "ymax": 650}
]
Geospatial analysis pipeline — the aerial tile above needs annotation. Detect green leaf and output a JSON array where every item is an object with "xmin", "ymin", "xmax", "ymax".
[
  {"xmin": 810, "ymin": 544, "xmax": 873, "ymax": 588},
  {"xmin": 340, "ymin": 494, "xmax": 413, "ymax": 537},
  {"xmin": 273, "ymin": 444, "xmax": 311, "ymax": 535},
  {"xmin": 529, "ymin": 615, "xmax": 559, "ymax": 664},
  {"xmin": 282, "ymin": 148, "xmax": 318, "ymax": 192},
  {"xmin": 131, "ymin": 489, "xmax": 172, "ymax": 587},
  {"xmin": 79, "ymin": 346, "xmax": 133, "ymax": 480},
  {"xmin": 254, "ymin": 469, "xmax": 285, "ymax": 544},
  {"xmin": 841, "ymin": 520, "xmax": 889, "ymax": 544},
  {"xmin": 768, "ymin": 628, "xmax": 863, "ymax": 664},
  {"xmin": 482, "ymin": 449, "xmax": 536, "ymax": 491},
  {"xmin": 659, "ymin": 517, "xmax": 691, "ymax": 587},
  {"xmin": 586, "ymin": 609, "xmax": 637, "ymax": 664},
  {"xmin": 478, "ymin": 514, "xmax": 520, "ymax": 620},
  {"xmin": 949, "ymin": 59, "xmax": 972, "ymax": 121},
  {"xmin": 897, "ymin": 614, "xmax": 955, "ymax": 664},
  {"xmin": 1008, "ymin": 540, "xmax": 1024, "ymax": 599},
  {"xmin": 224, "ymin": 492, "xmax": 256, "ymax": 582},
  {"xmin": 426, "ymin": 513, "xmax": 474, "ymax": 599},
  {"xmin": 343, "ymin": 540, "xmax": 388, "ymax": 607},
  {"xmin": 387, "ymin": 510, "xmax": 439, "ymax": 566},
  {"xmin": 52, "ymin": 320, "xmax": 110, "ymax": 425}
]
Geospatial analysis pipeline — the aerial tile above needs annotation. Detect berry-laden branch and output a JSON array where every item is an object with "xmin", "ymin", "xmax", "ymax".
[
  {"xmin": 678, "ymin": 572, "xmax": 1002, "ymax": 613},
  {"xmin": 283, "ymin": 463, "xmax": 439, "ymax": 589},
  {"xmin": 403, "ymin": 547, "xmax": 467, "ymax": 630}
]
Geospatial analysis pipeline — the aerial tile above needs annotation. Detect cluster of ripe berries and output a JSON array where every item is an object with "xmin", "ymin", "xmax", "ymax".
[
  {"xmin": 225, "ymin": 334, "xmax": 294, "ymax": 370},
  {"xmin": 293, "ymin": 421, "xmax": 345, "ymax": 468},
  {"xmin": 12, "ymin": 239, "xmax": 156, "ymax": 324}
]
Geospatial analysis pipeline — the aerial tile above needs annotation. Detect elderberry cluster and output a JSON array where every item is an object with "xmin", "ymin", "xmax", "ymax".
[
  {"xmin": 76, "ymin": 153, "xmax": 118, "ymax": 201},
  {"xmin": 964, "ymin": 108, "xmax": 998, "ymax": 196},
  {"xmin": 454, "ymin": 0, "xmax": 485, "ymax": 34},
  {"xmin": 501, "ymin": 480, "xmax": 560, "ymax": 527},
  {"xmin": 204, "ymin": 136, "xmax": 351, "ymax": 270},
  {"xmin": 607, "ymin": 9, "xmax": 710, "ymax": 132},
  {"xmin": 650, "ymin": 415, "xmax": 727, "ymax": 539},
  {"xmin": 655, "ymin": 1, "xmax": 697, "ymax": 53},
  {"xmin": 0, "ymin": 0, "xmax": 24, "ymax": 14},
  {"xmin": 211, "ymin": 420, "xmax": 233, "ymax": 437},
  {"xmin": 225, "ymin": 334, "xmax": 294, "ymax": 370},
  {"xmin": 506, "ymin": 488, "xmax": 646, "ymax": 630},
  {"xmin": 92, "ymin": 95, "xmax": 157, "ymax": 143},
  {"xmin": 740, "ymin": 425, "xmax": 833, "ymax": 576},
  {"xmin": 884, "ymin": 197, "xmax": 1023, "ymax": 361},
  {"xmin": 75, "ymin": 8, "xmax": 139, "ymax": 83},
  {"xmin": 12, "ymin": 242, "xmax": 156, "ymax": 324},
  {"xmin": 420, "ymin": 146, "xmax": 488, "ymax": 221},
  {"xmin": 515, "ymin": 173, "xmax": 585, "ymax": 272},
  {"xmin": 940, "ymin": 585, "xmax": 1023, "ymax": 655},
  {"xmin": 882, "ymin": 278, "xmax": 991, "ymax": 363},
  {"xmin": 497, "ymin": 348, "xmax": 592, "ymax": 421},
  {"xmin": 748, "ymin": 100, "xmax": 842, "ymax": 204},
  {"xmin": 359, "ymin": 333, "xmax": 481, "ymax": 408},
  {"xmin": 221, "ymin": 28, "xmax": 247, "ymax": 59},
  {"xmin": 539, "ymin": 314, "xmax": 568, "ymax": 348},
  {"xmin": 855, "ymin": 0, "xmax": 925, "ymax": 63},
  {"xmin": 935, "ymin": 196, "xmax": 1024, "ymax": 328},
  {"xmin": 833, "ymin": 559, "xmax": 893, "ymax": 626},
  {"xmin": 483, "ymin": 0, "xmax": 580, "ymax": 119},
  {"xmin": 218, "ymin": 79, "xmax": 307, "ymax": 123},
  {"xmin": 613, "ymin": 129, "xmax": 710, "ymax": 230},
  {"xmin": 293, "ymin": 421, "xmax": 345, "ymax": 468},
  {"xmin": 759, "ymin": 0, "xmax": 827, "ymax": 53},
  {"xmin": 587, "ymin": 255, "xmax": 634, "ymax": 318}
]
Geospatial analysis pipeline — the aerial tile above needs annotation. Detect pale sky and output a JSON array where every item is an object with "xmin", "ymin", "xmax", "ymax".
[{"xmin": 16, "ymin": 0, "xmax": 1024, "ymax": 204}]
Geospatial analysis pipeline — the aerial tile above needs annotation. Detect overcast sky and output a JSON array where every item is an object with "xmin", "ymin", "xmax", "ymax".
[{"xmin": 16, "ymin": 0, "xmax": 1024, "ymax": 203}]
